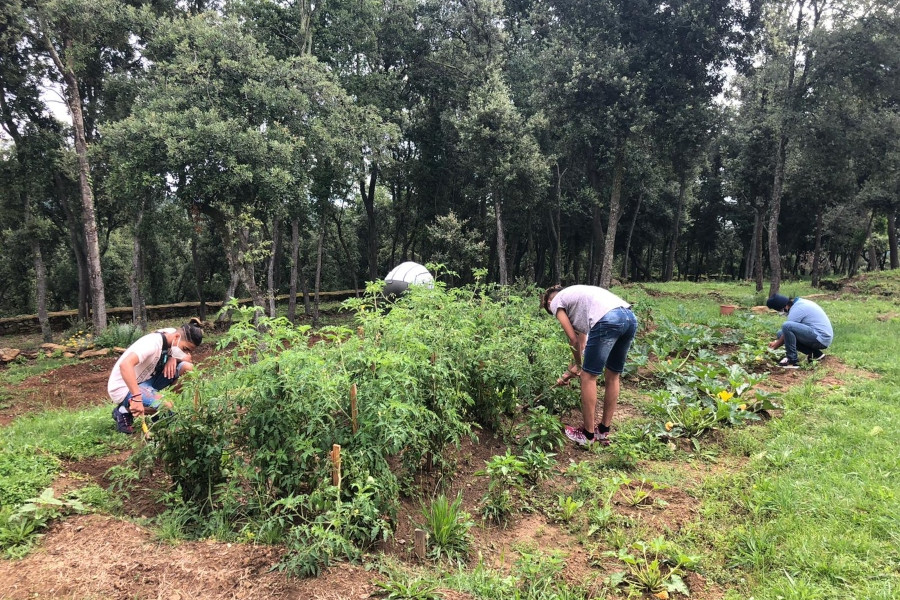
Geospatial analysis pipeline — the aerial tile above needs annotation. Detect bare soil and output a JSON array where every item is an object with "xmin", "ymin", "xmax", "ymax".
[{"xmin": 0, "ymin": 343, "xmax": 858, "ymax": 599}]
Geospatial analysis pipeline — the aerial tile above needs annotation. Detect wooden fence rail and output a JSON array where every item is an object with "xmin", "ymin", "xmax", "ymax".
[{"xmin": 0, "ymin": 290, "xmax": 363, "ymax": 335}]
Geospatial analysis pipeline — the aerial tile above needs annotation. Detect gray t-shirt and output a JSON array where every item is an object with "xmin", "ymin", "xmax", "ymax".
[
  {"xmin": 787, "ymin": 298, "xmax": 834, "ymax": 346},
  {"xmin": 549, "ymin": 285, "xmax": 630, "ymax": 334}
]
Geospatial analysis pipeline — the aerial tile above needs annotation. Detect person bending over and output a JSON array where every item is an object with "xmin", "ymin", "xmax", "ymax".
[
  {"xmin": 108, "ymin": 318, "xmax": 204, "ymax": 434},
  {"xmin": 766, "ymin": 294, "xmax": 833, "ymax": 369},
  {"xmin": 541, "ymin": 285, "xmax": 638, "ymax": 447}
]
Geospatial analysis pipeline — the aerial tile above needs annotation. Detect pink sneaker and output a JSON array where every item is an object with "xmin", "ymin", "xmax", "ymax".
[
  {"xmin": 594, "ymin": 427, "xmax": 611, "ymax": 446},
  {"xmin": 564, "ymin": 425, "xmax": 591, "ymax": 446}
]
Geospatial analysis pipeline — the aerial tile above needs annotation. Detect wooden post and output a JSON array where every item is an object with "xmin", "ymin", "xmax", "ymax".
[
  {"xmin": 414, "ymin": 528, "xmax": 428, "ymax": 560},
  {"xmin": 193, "ymin": 388, "xmax": 200, "ymax": 411},
  {"xmin": 350, "ymin": 383, "xmax": 358, "ymax": 434},
  {"xmin": 331, "ymin": 444, "xmax": 341, "ymax": 488}
]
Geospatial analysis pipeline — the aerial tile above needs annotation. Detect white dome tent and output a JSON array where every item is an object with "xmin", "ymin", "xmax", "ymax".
[{"xmin": 383, "ymin": 262, "xmax": 434, "ymax": 297}]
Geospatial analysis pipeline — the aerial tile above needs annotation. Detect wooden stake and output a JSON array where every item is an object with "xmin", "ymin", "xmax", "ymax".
[
  {"xmin": 331, "ymin": 444, "xmax": 341, "ymax": 488},
  {"xmin": 350, "ymin": 383, "xmax": 358, "ymax": 434},
  {"xmin": 414, "ymin": 528, "xmax": 428, "ymax": 560},
  {"xmin": 193, "ymin": 388, "xmax": 200, "ymax": 411}
]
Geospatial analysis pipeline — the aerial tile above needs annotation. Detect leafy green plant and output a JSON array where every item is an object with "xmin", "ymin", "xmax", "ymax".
[
  {"xmin": 476, "ymin": 450, "xmax": 529, "ymax": 492},
  {"xmin": 95, "ymin": 320, "xmax": 143, "ymax": 349},
  {"xmin": 587, "ymin": 502, "xmax": 614, "ymax": 536},
  {"xmin": 480, "ymin": 489, "xmax": 513, "ymax": 526},
  {"xmin": 519, "ymin": 448, "xmax": 556, "ymax": 484},
  {"xmin": 374, "ymin": 576, "xmax": 442, "ymax": 600},
  {"xmin": 0, "ymin": 488, "xmax": 85, "ymax": 559},
  {"xmin": 553, "ymin": 495, "xmax": 583, "ymax": 523},
  {"xmin": 421, "ymin": 494, "xmax": 473, "ymax": 562},
  {"xmin": 518, "ymin": 408, "xmax": 566, "ymax": 452}
]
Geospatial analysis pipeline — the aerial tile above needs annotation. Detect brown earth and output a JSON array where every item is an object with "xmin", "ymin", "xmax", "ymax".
[{"xmin": 0, "ymin": 341, "xmax": 860, "ymax": 600}]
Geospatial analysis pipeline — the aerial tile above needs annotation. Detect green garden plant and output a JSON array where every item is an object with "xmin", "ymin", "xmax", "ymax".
[{"xmin": 421, "ymin": 494, "xmax": 473, "ymax": 563}]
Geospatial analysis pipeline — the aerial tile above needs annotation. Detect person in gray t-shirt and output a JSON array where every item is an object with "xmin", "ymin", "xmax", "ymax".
[
  {"xmin": 541, "ymin": 285, "xmax": 638, "ymax": 447},
  {"xmin": 766, "ymin": 294, "xmax": 833, "ymax": 368}
]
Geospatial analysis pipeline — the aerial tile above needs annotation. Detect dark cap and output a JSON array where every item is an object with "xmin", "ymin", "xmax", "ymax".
[{"xmin": 766, "ymin": 294, "xmax": 790, "ymax": 312}]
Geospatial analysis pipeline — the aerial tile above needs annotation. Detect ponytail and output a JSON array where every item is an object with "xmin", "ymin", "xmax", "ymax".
[{"xmin": 181, "ymin": 317, "xmax": 204, "ymax": 347}]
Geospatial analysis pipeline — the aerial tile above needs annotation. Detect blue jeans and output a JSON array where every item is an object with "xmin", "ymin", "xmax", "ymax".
[
  {"xmin": 780, "ymin": 322, "xmax": 827, "ymax": 362},
  {"xmin": 582, "ymin": 308, "xmax": 638, "ymax": 375},
  {"xmin": 121, "ymin": 361, "xmax": 186, "ymax": 411}
]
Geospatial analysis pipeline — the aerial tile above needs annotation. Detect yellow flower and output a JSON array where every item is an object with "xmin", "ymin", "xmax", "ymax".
[
  {"xmin": 718, "ymin": 390, "xmax": 734, "ymax": 402},
  {"xmin": 738, "ymin": 404, "xmax": 747, "ymax": 411},
  {"xmin": 665, "ymin": 422, "xmax": 674, "ymax": 431}
]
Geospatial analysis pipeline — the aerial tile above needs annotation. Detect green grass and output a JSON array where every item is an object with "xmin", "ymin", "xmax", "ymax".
[
  {"xmin": 0, "ymin": 356, "xmax": 76, "ymax": 387},
  {"xmin": 0, "ymin": 405, "xmax": 133, "ymax": 507}
]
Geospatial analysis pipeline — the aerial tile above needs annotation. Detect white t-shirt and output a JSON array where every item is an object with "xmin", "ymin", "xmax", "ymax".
[
  {"xmin": 549, "ymin": 285, "xmax": 630, "ymax": 335},
  {"xmin": 107, "ymin": 328, "xmax": 186, "ymax": 402}
]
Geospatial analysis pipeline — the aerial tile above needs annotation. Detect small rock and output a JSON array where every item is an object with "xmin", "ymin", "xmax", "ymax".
[
  {"xmin": 40, "ymin": 343, "xmax": 68, "ymax": 351},
  {"xmin": 78, "ymin": 348, "xmax": 110, "ymax": 359},
  {"xmin": 397, "ymin": 539, "xmax": 406, "ymax": 545},
  {"xmin": 0, "ymin": 348, "xmax": 21, "ymax": 362}
]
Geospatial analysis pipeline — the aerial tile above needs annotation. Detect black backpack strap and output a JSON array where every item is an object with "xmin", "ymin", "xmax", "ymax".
[{"xmin": 153, "ymin": 332, "xmax": 172, "ymax": 377}]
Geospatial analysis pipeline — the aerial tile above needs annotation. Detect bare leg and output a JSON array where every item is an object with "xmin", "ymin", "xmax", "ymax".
[
  {"xmin": 579, "ymin": 370, "xmax": 599, "ymax": 431},
  {"xmin": 599, "ymin": 368, "xmax": 620, "ymax": 427}
]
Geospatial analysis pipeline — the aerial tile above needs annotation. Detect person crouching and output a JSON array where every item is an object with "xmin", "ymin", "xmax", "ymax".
[{"xmin": 108, "ymin": 318, "xmax": 204, "ymax": 434}]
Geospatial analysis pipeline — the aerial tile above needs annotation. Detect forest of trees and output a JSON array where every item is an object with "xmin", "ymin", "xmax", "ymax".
[{"xmin": 1, "ymin": 0, "xmax": 897, "ymax": 335}]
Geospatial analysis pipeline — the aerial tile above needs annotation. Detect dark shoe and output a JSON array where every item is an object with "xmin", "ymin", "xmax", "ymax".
[
  {"xmin": 778, "ymin": 357, "xmax": 800, "ymax": 369},
  {"xmin": 113, "ymin": 407, "xmax": 134, "ymax": 434},
  {"xmin": 809, "ymin": 349, "xmax": 826, "ymax": 362}
]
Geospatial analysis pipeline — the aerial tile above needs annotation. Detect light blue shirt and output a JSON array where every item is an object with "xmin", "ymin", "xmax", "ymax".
[{"xmin": 787, "ymin": 298, "xmax": 833, "ymax": 346}]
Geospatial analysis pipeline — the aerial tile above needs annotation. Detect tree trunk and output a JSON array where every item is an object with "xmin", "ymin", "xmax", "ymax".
[
  {"xmin": 288, "ymin": 218, "xmax": 300, "ymax": 322},
  {"xmin": 130, "ymin": 204, "xmax": 148, "ymax": 330},
  {"xmin": 360, "ymin": 163, "xmax": 379, "ymax": 281},
  {"xmin": 888, "ymin": 211, "xmax": 899, "ymax": 270},
  {"xmin": 754, "ymin": 203, "xmax": 764, "ymax": 292},
  {"xmin": 25, "ymin": 197, "xmax": 52, "ymax": 342},
  {"xmin": 43, "ymin": 32, "xmax": 107, "ymax": 332},
  {"xmin": 867, "ymin": 223, "xmax": 880, "ymax": 272},
  {"xmin": 811, "ymin": 209, "xmax": 824, "ymax": 287},
  {"xmin": 495, "ymin": 194, "xmax": 508, "ymax": 286},
  {"xmin": 745, "ymin": 209, "xmax": 757, "ymax": 280},
  {"xmin": 313, "ymin": 218, "xmax": 325, "ymax": 327},
  {"xmin": 332, "ymin": 206, "xmax": 360, "ymax": 293},
  {"xmin": 664, "ymin": 173, "xmax": 687, "ymax": 282},
  {"xmin": 190, "ymin": 223, "xmax": 206, "ymax": 321},
  {"xmin": 266, "ymin": 217, "xmax": 280, "ymax": 317},
  {"xmin": 767, "ymin": 133, "xmax": 788, "ymax": 296},
  {"xmin": 850, "ymin": 209, "xmax": 876, "ymax": 277},
  {"xmin": 550, "ymin": 164, "xmax": 566, "ymax": 283},
  {"xmin": 599, "ymin": 148, "xmax": 626, "ymax": 288},
  {"xmin": 588, "ymin": 166, "xmax": 605, "ymax": 285},
  {"xmin": 4, "ymin": 114, "xmax": 51, "ymax": 341},
  {"xmin": 621, "ymin": 190, "xmax": 643, "ymax": 281},
  {"xmin": 237, "ymin": 225, "xmax": 266, "ymax": 311}
]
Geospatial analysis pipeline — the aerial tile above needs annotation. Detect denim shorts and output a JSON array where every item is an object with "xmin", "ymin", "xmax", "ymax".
[
  {"xmin": 122, "ymin": 361, "xmax": 187, "ymax": 409},
  {"xmin": 582, "ymin": 307, "xmax": 638, "ymax": 375}
]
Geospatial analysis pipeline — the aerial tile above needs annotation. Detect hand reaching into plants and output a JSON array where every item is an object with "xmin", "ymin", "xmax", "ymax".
[
  {"xmin": 129, "ymin": 397, "xmax": 145, "ymax": 417},
  {"xmin": 557, "ymin": 365, "xmax": 582, "ymax": 387}
]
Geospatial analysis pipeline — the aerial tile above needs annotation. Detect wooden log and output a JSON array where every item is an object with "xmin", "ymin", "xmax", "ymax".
[{"xmin": 414, "ymin": 528, "xmax": 428, "ymax": 560}]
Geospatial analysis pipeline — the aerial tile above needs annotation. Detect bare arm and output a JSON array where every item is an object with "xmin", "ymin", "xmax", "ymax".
[
  {"xmin": 555, "ymin": 308, "xmax": 582, "ymax": 369},
  {"xmin": 119, "ymin": 353, "xmax": 145, "ymax": 415},
  {"xmin": 768, "ymin": 335, "xmax": 784, "ymax": 349}
]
